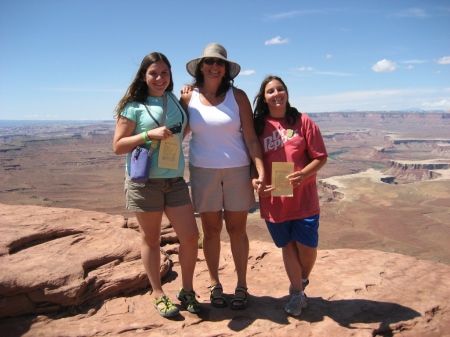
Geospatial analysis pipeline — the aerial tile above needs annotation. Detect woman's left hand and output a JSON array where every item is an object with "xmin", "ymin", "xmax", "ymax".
[{"xmin": 287, "ymin": 171, "xmax": 305, "ymax": 188}]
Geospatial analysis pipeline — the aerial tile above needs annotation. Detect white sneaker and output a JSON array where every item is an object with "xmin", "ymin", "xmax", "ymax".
[{"xmin": 285, "ymin": 291, "xmax": 307, "ymax": 316}]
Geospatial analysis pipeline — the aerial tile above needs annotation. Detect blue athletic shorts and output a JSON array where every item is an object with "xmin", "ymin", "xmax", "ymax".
[{"xmin": 265, "ymin": 214, "xmax": 320, "ymax": 248}]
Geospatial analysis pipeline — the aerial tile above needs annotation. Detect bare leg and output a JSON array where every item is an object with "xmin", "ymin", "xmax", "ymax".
[
  {"xmin": 165, "ymin": 203, "xmax": 199, "ymax": 292},
  {"xmin": 282, "ymin": 240, "xmax": 303, "ymax": 292},
  {"xmin": 282, "ymin": 240, "xmax": 317, "ymax": 292},
  {"xmin": 200, "ymin": 211, "xmax": 223, "ymax": 286},
  {"xmin": 224, "ymin": 210, "xmax": 249, "ymax": 289},
  {"xmin": 296, "ymin": 241, "xmax": 317, "ymax": 280},
  {"xmin": 135, "ymin": 211, "xmax": 165, "ymax": 299},
  {"xmin": 224, "ymin": 210, "xmax": 250, "ymax": 309}
]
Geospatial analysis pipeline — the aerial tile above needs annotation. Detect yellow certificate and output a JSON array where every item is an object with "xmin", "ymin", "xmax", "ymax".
[
  {"xmin": 272, "ymin": 162, "xmax": 294, "ymax": 197},
  {"xmin": 158, "ymin": 137, "xmax": 180, "ymax": 170}
]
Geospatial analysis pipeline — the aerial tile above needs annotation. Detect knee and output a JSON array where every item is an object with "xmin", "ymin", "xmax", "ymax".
[
  {"xmin": 297, "ymin": 242, "xmax": 317, "ymax": 256},
  {"xmin": 141, "ymin": 234, "xmax": 161, "ymax": 249},
  {"xmin": 202, "ymin": 223, "xmax": 222, "ymax": 239},
  {"xmin": 226, "ymin": 222, "xmax": 247, "ymax": 237},
  {"xmin": 179, "ymin": 229, "xmax": 200, "ymax": 246}
]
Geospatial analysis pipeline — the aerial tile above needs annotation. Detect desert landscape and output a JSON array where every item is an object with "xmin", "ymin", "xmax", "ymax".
[{"xmin": 1, "ymin": 112, "xmax": 450, "ymax": 336}]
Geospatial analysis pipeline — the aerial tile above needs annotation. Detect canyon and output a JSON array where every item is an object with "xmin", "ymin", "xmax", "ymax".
[{"xmin": 0, "ymin": 112, "xmax": 449, "ymax": 336}]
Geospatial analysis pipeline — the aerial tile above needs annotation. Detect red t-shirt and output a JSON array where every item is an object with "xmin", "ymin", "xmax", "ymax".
[{"xmin": 258, "ymin": 113, "xmax": 328, "ymax": 223}]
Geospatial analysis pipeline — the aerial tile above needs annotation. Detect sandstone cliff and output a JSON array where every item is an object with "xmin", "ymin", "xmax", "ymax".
[{"xmin": 384, "ymin": 159, "xmax": 450, "ymax": 182}]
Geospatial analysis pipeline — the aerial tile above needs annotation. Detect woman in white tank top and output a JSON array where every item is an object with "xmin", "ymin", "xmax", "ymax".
[{"xmin": 181, "ymin": 43, "xmax": 266, "ymax": 310}]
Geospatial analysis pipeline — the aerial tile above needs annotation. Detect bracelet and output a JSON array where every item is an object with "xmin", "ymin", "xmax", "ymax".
[{"xmin": 141, "ymin": 132, "xmax": 148, "ymax": 143}]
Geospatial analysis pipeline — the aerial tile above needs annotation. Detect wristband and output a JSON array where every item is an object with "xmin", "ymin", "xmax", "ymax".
[{"xmin": 142, "ymin": 132, "xmax": 148, "ymax": 143}]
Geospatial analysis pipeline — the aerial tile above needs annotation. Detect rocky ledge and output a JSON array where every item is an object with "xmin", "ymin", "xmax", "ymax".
[{"xmin": 0, "ymin": 203, "xmax": 449, "ymax": 337}]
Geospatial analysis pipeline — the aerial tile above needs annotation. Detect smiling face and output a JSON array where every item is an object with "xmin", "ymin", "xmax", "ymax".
[
  {"xmin": 200, "ymin": 57, "xmax": 227, "ymax": 81},
  {"xmin": 144, "ymin": 60, "xmax": 171, "ymax": 97},
  {"xmin": 264, "ymin": 79, "xmax": 288, "ymax": 113}
]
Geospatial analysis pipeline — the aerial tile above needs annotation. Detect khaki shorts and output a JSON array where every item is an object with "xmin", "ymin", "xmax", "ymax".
[
  {"xmin": 125, "ymin": 175, "xmax": 191, "ymax": 212},
  {"xmin": 189, "ymin": 164, "xmax": 255, "ymax": 213}
]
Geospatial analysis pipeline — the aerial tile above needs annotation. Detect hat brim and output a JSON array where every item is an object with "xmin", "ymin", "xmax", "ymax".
[{"xmin": 186, "ymin": 57, "xmax": 241, "ymax": 79}]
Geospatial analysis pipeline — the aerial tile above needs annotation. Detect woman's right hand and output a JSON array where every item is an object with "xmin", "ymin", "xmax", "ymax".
[{"xmin": 147, "ymin": 126, "xmax": 173, "ymax": 140}]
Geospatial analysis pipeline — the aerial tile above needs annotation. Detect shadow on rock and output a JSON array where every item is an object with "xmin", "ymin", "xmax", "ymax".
[
  {"xmin": 302, "ymin": 297, "xmax": 421, "ymax": 333},
  {"xmin": 190, "ymin": 294, "xmax": 287, "ymax": 332},
  {"xmin": 214, "ymin": 295, "xmax": 421, "ymax": 334}
]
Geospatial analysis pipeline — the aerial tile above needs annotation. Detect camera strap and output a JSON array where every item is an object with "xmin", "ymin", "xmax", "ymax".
[
  {"xmin": 143, "ymin": 93, "xmax": 167, "ymax": 127},
  {"xmin": 143, "ymin": 94, "xmax": 167, "ymax": 156}
]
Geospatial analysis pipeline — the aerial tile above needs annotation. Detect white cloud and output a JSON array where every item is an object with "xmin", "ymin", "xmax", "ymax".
[
  {"xmin": 390, "ymin": 7, "xmax": 429, "ymax": 18},
  {"xmin": 406, "ymin": 65, "xmax": 414, "ymax": 70},
  {"xmin": 401, "ymin": 59, "xmax": 427, "ymax": 64},
  {"xmin": 326, "ymin": 54, "xmax": 333, "ymax": 59},
  {"xmin": 372, "ymin": 59, "xmax": 397, "ymax": 72},
  {"xmin": 264, "ymin": 10, "xmax": 321, "ymax": 20},
  {"xmin": 316, "ymin": 71, "xmax": 354, "ymax": 77},
  {"xmin": 239, "ymin": 70, "xmax": 255, "ymax": 76},
  {"xmin": 298, "ymin": 67, "xmax": 314, "ymax": 71},
  {"xmin": 265, "ymin": 36, "xmax": 289, "ymax": 45},
  {"xmin": 436, "ymin": 56, "xmax": 450, "ymax": 64},
  {"xmin": 289, "ymin": 88, "xmax": 446, "ymax": 112},
  {"xmin": 422, "ymin": 99, "xmax": 450, "ymax": 108}
]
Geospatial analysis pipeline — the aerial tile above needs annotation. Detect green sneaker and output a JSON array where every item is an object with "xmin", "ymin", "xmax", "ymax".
[
  {"xmin": 176, "ymin": 288, "xmax": 202, "ymax": 313},
  {"xmin": 153, "ymin": 295, "xmax": 179, "ymax": 318}
]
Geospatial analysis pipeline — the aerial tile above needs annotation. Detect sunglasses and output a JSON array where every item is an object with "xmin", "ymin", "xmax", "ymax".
[{"xmin": 203, "ymin": 58, "xmax": 227, "ymax": 66}]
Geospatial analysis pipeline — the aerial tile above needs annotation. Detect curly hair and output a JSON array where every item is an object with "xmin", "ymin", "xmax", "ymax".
[
  {"xmin": 114, "ymin": 52, "xmax": 173, "ymax": 119},
  {"xmin": 253, "ymin": 75, "xmax": 301, "ymax": 136}
]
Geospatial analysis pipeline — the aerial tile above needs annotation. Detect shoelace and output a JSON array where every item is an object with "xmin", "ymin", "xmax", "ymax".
[
  {"xmin": 160, "ymin": 296, "xmax": 176, "ymax": 312},
  {"xmin": 181, "ymin": 290, "xmax": 198, "ymax": 306}
]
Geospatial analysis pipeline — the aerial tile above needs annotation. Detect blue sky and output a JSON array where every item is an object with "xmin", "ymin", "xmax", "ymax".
[{"xmin": 0, "ymin": 0, "xmax": 449, "ymax": 120}]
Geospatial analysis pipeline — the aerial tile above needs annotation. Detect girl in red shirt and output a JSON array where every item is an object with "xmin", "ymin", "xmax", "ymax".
[{"xmin": 252, "ymin": 76, "xmax": 328, "ymax": 316}]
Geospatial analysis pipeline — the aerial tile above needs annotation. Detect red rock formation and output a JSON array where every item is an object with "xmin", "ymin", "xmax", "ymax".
[
  {"xmin": 1, "ymin": 203, "xmax": 449, "ymax": 336},
  {"xmin": 0, "ymin": 205, "xmax": 175, "ymax": 318}
]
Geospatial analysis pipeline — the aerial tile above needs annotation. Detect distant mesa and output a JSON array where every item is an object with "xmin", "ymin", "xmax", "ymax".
[
  {"xmin": 319, "ymin": 180, "xmax": 345, "ymax": 201},
  {"xmin": 383, "ymin": 159, "xmax": 450, "ymax": 183}
]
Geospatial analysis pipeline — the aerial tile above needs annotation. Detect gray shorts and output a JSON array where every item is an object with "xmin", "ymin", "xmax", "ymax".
[
  {"xmin": 125, "ymin": 175, "xmax": 191, "ymax": 212},
  {"xmin": 189, "ymin": 164, "xmax": 256, "ymax": 213}
]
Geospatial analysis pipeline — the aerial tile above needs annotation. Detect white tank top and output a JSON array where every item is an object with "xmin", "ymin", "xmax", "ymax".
[{"xmin": 188, "ymin": 88, "xmax": 251, "ymax": 168}]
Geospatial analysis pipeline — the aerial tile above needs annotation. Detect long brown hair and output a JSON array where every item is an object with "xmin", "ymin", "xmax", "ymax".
[
  {"xmin": 253, "ymin": 75, "xmax": 300, "ymax": 136},
  {"xmin": 114, "ymin": 52, "xmax": 173, "ymax": 119}
]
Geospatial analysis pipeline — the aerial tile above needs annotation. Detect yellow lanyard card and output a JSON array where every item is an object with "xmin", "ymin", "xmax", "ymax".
[{"xmin": 158, "ymin": 137, "xmax": 180, "ymax": 170}]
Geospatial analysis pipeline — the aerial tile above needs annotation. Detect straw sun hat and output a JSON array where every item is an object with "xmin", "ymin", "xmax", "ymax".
[{"xmin": 186, "ymin": 43, "xmax": 241, "ymax": 79}]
